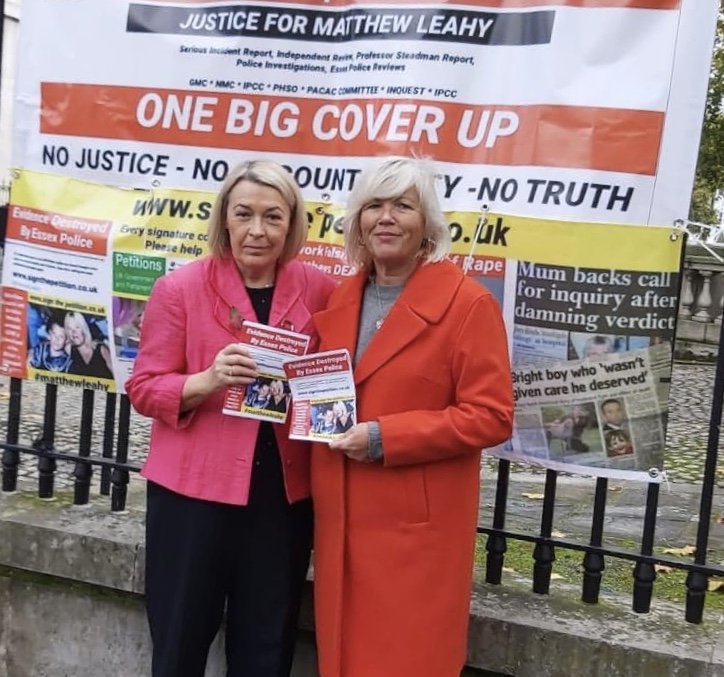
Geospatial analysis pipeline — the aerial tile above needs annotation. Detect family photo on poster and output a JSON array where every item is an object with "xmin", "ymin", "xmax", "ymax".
[{"xmin": 26, "ymin": 302, "xmax": 114, "ymax": 381}]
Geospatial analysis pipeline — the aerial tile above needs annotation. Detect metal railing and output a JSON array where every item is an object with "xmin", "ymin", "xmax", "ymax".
[
  {"xmin": 0, "ymin": 381, "xmax": 141, "ymax": 511},
  {"xmin": 3, "ymin": 371, "xmax": 722, "ymax": 624},
  {"xmin": 0, "ymin": 183, "xmax": 8, "ymax": 245},
  {"xmin": 480, "ymin": 314, "xmax": 724, "ymax": 625},
  {"xmin": 1, "ymin": 200, "xmax": 723, "ymax": 628},
  {"xmin": 0, "ymin": 188, "xmax": 141, "ymax": 510}
]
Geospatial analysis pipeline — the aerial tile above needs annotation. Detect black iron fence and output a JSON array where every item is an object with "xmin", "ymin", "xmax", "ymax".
[
  {"xmin": 0, "ymin": 195, "xmax": 139, "ymax": 507},
  {"xmin": 0, "ymin": 185, "xmax": 7, "ymax": 245},
  {"xmin": 2, "ymin": 370, "xmax": 723, "ymax": 627},
  {"xmin": 1, "ymin": 203, "xmax": 723, "ymax": 627},
  {"xmin": 0, "ymin": 381, "xmax": 141, "ymax": 511},
  {"xmin": 480, "ymin": 315, "xmax": 724, "ymax": 625}
]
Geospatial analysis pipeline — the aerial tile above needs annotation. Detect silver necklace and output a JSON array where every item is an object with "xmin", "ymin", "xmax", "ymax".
[
  {"xmin": 246, "ymin": 279, "xmax": 275, "ymax": 289},
  {"xmin": 371, "ymin": 276, "xmax": 386, "ymax": 330}
]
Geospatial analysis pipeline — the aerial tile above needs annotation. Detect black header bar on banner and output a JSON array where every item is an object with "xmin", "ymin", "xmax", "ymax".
[{"xmin": 127, "ymin": 4, "xmax": 555, "ymax": 46}]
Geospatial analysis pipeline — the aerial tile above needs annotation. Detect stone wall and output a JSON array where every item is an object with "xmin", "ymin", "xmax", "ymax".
[{"xmin": 1, "ymin": 483, "xmax": 723, "ymax": 677}]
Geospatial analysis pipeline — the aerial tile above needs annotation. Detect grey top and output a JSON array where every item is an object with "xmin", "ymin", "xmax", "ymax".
[
  {"xmin": 354, "ymin": 281, "xmax": 404, "ymax": 365},
  {"xmin": 355, "ymin": 280, "xmax": 404, "ymax": 462}
]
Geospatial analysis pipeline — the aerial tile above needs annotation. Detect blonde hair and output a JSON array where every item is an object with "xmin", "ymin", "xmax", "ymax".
[
  {"xmin": 64, "ymin": 312, "xmax": 92, "ymax": 345},
  {"xmin": 207, "ymin": 160, "xmax": 308, "ymax": 261},
  {"xmin": 343, "ymin": 156, "xmax": 451, "ymax": 269}
]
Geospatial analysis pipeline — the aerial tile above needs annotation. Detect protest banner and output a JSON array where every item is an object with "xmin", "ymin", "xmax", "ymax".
[
  {"xmin": 9, "ymin": 0, "xmax": 718, "ymax": 225},
  {"xmin": 4, "ymin": 0, "xmax": 709, "ymax": 478},
  {"xmin": 450, "ymin": 209, "xmax": 683, "ymax": 480},
  {"xmin": 1, "ymin": 171, "xmax": 212, "ymax": 390},
  {"xmin": 1, "ymin": 170, "xmax": 682, "ymax": 480}
]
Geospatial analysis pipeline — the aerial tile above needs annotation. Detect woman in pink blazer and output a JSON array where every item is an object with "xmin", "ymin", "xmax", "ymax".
[
  {"xmin": 125, "ymin": 160, "xmax": 335, "ymax": 677},
  {"xmin": 311, "ymin": 157, "xmax": 514, "ymax": 677}
]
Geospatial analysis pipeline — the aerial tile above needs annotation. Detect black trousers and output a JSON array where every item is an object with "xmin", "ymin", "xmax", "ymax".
[{"xmin": 145, "ymin": 438, "xmax": 312, "ymax": 677}]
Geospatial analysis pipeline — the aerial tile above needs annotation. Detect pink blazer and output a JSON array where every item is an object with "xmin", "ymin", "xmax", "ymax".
[{"xmin": 125, "ymin": 256, "xmax": 336, "ymax": 505}]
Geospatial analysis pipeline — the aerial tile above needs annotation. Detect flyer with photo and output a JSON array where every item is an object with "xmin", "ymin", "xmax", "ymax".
[
  {"xmin": 221, "ymin": 321, "xmax": 310, "ymax": 424},
  {"xmin": 283, "ymin": 349, "xmax": 356, "ymax": 442}
]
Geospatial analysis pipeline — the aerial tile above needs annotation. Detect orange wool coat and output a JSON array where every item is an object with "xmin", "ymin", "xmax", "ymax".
[{"xmin": 311, "ymin": 260, "xmax": 514, "ymax": 677}]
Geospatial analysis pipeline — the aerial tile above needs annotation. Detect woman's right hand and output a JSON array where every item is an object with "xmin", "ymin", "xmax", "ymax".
[
  {"xmin": 209, "ymin": 343, "xmax": 259, "ymax": 390},
  {"xmin": 180, "ymin": 343, "xmax": 258, "ymax": 413}
]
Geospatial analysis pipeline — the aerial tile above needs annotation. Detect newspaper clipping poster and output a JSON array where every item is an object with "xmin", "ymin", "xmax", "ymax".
[
  {"xmin": 283, "ymin": 349, "xmax": 356, "ymax": 442},
  {"xmin": 222, "ymin": 320, "xmax": 310, "ymax": 423},
  {"xmin": 509, "ymin": 344, "xmax": 671, "ymax": 481},
  {"xmin": 469, "ymin": 217, "xmax": 683, "ymax": 483}
]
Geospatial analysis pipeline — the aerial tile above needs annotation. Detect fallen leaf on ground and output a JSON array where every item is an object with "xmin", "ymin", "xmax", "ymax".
[
  {"xmin": 654, "ymin": 564, "xmax": 674, "ymax": 574},
  {"xmin": 662, "ymin": 545, "xmax": 696, "ymax": 556},
  {"xmin": 708, "ymin": 579, "xmax": 724, "ymax": 592},
  {"xmin": 502, "ymin": 567, "xmax": 517, "ymax": 574},
  {"xmin": 550, "ymin": 573, "xmax": 564, "ymax": 580},
  {"xmin": 608, "ymin": 485, "xmax": 623, "ymax": 493},
  {"xmin": 521, "ymin": 492, "xmax": 545, "ymax": 500},
  {"xmin": 551, "ymin": 530, "xmax": 567, "ymax": 538},
  {"xmin": 718, "ymin": 514, "xmax": 724, "ymax": 525}
]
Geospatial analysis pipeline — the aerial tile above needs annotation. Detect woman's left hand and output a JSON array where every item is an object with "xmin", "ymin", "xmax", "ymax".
[{"xmin": 328, "ymin": 423, "xmax": 371, "ymax": 462}]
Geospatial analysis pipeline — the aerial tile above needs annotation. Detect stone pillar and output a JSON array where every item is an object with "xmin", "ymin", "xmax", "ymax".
[
  {"xmin": 678, "ymin": 266, "xmax": 695, "ymax": 320},
  {"xmin": 692, "ymin": 270, "xmax": 714, "ymax": 323}
]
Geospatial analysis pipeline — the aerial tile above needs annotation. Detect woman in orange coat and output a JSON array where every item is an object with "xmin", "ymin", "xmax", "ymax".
[{"xmin": 311, "ymin": 157, "xmax": 514, "ymax": 677}]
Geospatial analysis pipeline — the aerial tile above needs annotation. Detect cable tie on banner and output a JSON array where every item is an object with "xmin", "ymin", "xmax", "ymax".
[
  {"xmin": 0, "ymin": 179, "xmax": 12, "ymax": 204},
  {"xmin": 660, "ymin": 469, "xmax": 671, "ymax": 493},
  {"xmin": 464, "ymin": 204, "xmax": 488, "ymax": 272},
  {"xmin": 315, "ymin": 192, "xmax": 331, "ymax": 216},
  {"xmin": 648, "ymin": 466, "xmax": 669, "ymax": 490},
  {"xmin": 144, "ymin": 180, "xmax": 162, "ymax": 218},
  {"xmin": 673, "ymin": 217, "xmax": 724, "ymax": 263}
]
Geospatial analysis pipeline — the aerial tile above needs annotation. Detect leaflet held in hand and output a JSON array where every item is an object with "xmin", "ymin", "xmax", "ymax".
[
  {"xmin": 283, "ymin": 349, "xmax": 356, "ymax": 442},
  {"xmin": 222, "ymin": 320, "xmax": 310, "ymax": 423}
]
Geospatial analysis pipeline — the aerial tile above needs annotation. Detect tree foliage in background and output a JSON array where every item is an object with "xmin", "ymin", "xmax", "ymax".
[{"xmin": 690, "ymin": 3, "xmax": 724, "ymax": 225}]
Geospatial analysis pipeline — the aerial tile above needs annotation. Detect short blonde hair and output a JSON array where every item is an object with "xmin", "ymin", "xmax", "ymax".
[
  {"xmin": 343, "ymin": 156, "xmax": 451, "ymax": 269},
  {"xmin": 208, "ymin": 160, "xmax": 308, "ymax": 261}
]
